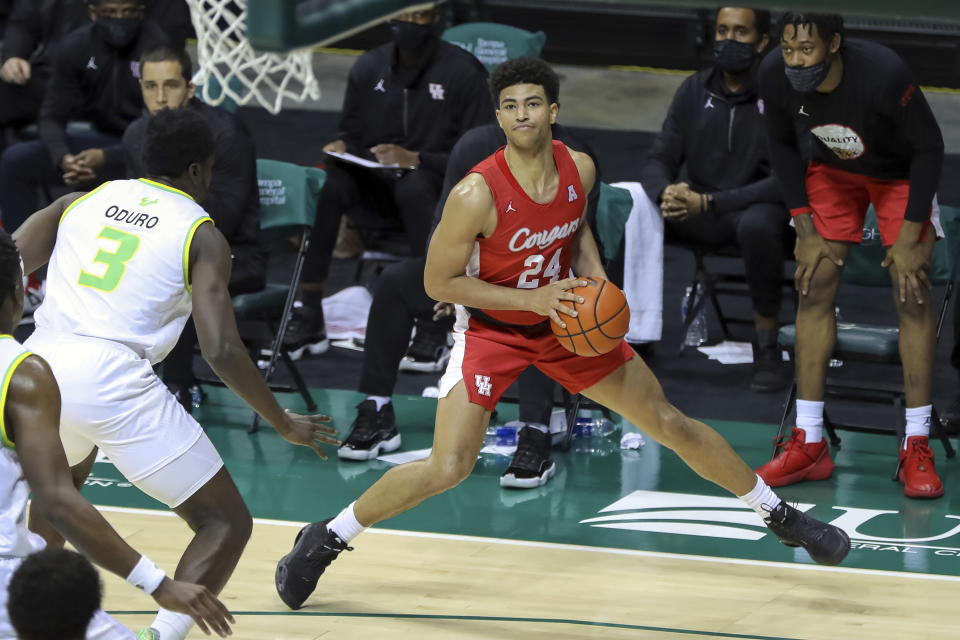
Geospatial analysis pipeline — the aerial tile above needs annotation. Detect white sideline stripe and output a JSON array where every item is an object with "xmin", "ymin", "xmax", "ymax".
[{"xmin": 95, "ymin": 505, "xmax": 960, "ymax": 583}]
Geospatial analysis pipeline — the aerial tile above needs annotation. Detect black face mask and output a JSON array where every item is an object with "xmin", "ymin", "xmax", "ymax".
[
  {"xmin": 390, "ymin": 20, "xmax": 435, "ymax": 52},
  {"xmin": 713, "ymin": 39, "xmax": 757, "ymax": 74},
  {"xmin": 784, "ymin": 55, "xmax": 831, "ymax": 93},
  {"xmin": 96, "ymin": 17, "xmax": 142, "ymax": 49}
]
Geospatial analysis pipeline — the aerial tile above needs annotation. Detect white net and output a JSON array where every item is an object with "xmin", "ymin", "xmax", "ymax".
[{"xmin": 185, "ymin": 0, "xmax": 320, "ymax": 114}]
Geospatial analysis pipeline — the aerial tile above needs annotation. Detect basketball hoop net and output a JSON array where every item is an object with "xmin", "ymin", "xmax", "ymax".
[{"xmin": 185, "ymin": 0, "xmax": 320, "ymax": 114}]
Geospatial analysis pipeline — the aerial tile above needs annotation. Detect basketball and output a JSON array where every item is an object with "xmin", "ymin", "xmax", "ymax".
[{"xmin": 550, "ymin": 277, "xmax": 630, "ymax": 357}]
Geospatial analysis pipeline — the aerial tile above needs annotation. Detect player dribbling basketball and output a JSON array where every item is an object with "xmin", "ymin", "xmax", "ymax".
[{"xmin": 275, "ymin": 58, "xmax": 852, "ymax": 610}]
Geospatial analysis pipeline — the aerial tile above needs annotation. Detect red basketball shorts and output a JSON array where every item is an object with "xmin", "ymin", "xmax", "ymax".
[
  {"xmin": 803, "ymin": 162, "xmax": 942, "ymax": 246},
  {"xmin": 437, "ymin": 307, "xmax": 635, "ymax": 411}
]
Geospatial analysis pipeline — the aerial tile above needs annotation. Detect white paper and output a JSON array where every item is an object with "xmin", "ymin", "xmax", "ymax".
[
  {"xmin": 620, "ymin": 432, "xmax": 646, "ymax": 450},
  {"xmin": 696, "ymin": 340, "xmax": 755, "ymax": 365},
  {"xmin": 325, "ymin": 150, "xmax": 399, "ymax": 169},
  {"xmin": 377, "ymin": 448, "xmax": 432, "ymax": 464},
  {"xmin": 480, "ymin": 444, "xmax": 517, "ymax": 456}
]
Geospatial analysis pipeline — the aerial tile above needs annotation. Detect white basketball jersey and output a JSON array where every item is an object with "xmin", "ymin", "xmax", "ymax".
[
  {"xmin": 0, "ymin": 336, "xmax": 45, "ymax": 557},
  {"xmin": 35, "ymin": 179, "xmax": 213, "ymax": 365}
]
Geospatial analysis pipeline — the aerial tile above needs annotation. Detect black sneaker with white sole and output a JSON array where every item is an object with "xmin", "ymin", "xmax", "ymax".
[
  {"xmin": 399, "ymin": 320, "xmax": 451, "ymax": 373},
  {"xmin": 275, "ymin": 518, "xmax": 352, "ymax": 609},
  {"xmin": 283, "ymin": 304, "xmax": 330, "ymax": 360},
  {"xmin": 338, "ymin": 400, "xmax": 401, "ymax": 461},
  {"xmin": 763, "ymin": 502, "xmax": 850, "ymax": 566},
  {"xmin": 500, "ymin": 425, "xmax": 556, "ymax": 489}
]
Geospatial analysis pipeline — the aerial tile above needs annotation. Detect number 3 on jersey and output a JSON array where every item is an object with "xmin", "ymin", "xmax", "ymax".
[
  {"xmin": 517, "ymin": 248, "xmax": 562, "ymax": 289},
  {"xmin": 78, "ymin": 226, "xmax": 140, "ymax": 292}
]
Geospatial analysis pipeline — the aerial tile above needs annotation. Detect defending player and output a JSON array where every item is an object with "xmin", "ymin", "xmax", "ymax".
[
  {"xmin": 13, "ymin": 108, "xmax": 339, "ymax": 640},
  {"xmin": 275, "ymin": 58, "xmax": 851, "ymax": 610},
  {"xmin": 0, "ymin": 230, "xmax": 232, "ymax": 638}
]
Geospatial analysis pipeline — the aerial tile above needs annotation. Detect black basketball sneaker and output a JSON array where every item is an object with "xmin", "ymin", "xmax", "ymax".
[
  {"xmin": 763, "ymin": 502, "xmax": 850, "ymax": 566},
  {"xmin": 275, "ymin": 518, "xmax": 352, "ymax": 609}
]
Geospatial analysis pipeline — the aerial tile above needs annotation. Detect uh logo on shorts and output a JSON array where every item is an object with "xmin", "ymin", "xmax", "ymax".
[{"xmin": 474, "ymin": 374, "xmax": 493, "ymax": 397}]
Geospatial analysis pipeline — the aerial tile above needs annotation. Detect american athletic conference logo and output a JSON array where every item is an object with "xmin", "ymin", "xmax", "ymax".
[{"xmin": 582, "ymin": 490, "xmax": 960, "ymax": 552}]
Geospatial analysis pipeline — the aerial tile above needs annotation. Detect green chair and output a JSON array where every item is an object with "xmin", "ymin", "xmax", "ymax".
[
  {"xmin": 595, "ymin": 182, "xmax": 635, "ymax": 263},
  {"xmin": 773, "ymin": 205, "xmax": 960, "ymax": 462},
  {"xmin": 441, "ymin": 22, "xmax": 546, "ymax": 72},
  {"xmin": 235, "ymin": 159, "xmax": 325, "ymax": 432}
]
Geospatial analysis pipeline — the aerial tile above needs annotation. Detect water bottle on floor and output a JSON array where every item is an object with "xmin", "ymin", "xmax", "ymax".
[{"xmin": 680, "ymin": 283, "xmax": 708, "ymax": 347}]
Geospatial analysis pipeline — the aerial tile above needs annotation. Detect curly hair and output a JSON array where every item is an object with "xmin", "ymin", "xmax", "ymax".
[
  {"xmin": 778, "ymin": 12, "xmax": 844, "ymax": 49},
  {"xmin": 0, "ymin": 228, "xmax": 21, "ymax": 311},
  {"xmin": 143, "ymin": 107, "xmax": 214, "ymax": 180},
  {"xmin": 8, "ymin": 549, "xmax": 102, "ymax": 640},
  {"xmin": 489, "ymin": 57, "xmax": 559, "ymax": 108}
]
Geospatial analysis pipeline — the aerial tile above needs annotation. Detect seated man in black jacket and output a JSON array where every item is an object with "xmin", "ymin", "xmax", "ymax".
[
  {"xmin": 0, "ymin": 0, "xmax": 90, "ymax": 139},
  {"xmin": 639, "ymin": 6, "xmax": 791, "ymax": 392},
  {"xmin": 0, "ymin": 0, "xmax": 168, "ymax": 232},
  {"xmin": 122, "ymin": 45, "xmax": 266, "ymax": 407},
  {"xmin": 283, "ymin": 5, "xmax": 494, "ymax": 362}
]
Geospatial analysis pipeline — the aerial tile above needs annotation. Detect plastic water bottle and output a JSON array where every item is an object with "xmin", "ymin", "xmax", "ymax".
[
  {"xmin": 484, "ymin": 421, "xmax": 519, "ymax": 447},
  {"xmin": 572, "ymin": 414, "xmax": 619, "ymax": 439},
  {"xmin": 680, "ymin": 283, "xmax": 708, "ymax": 347},
  {"xmin": 829, "ymin": 305, "xmax": 843, "ymax": 368},
  {"xmin": 571, "ymin": 412, "xmax": 621, "ymax": 456}
]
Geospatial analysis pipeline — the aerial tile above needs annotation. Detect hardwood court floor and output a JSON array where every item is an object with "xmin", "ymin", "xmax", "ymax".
[
  {"xmin": 99, "ymin": 508, "xmax": 960, "ymax": 640},
  {"xmin": 81, "ymin": 387, "xmax": 960, "ymax": 639}
]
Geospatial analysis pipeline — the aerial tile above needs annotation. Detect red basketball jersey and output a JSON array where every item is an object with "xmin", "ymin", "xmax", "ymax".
[{"xmin": 468, "ymin": 140, "xmax": 585, "ymax": 325}]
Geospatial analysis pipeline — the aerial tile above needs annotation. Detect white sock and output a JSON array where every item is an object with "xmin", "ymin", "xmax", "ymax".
[
  {"xmin": 151, "ymin": 609, "xmax": 194, "ymax": 640},
  {"xmin": 796, "ymin": 399, "xmax": 825, "ymax": 443},
  {"xmin": 328, "ymin": 502, "xmax": 366, "ymax": 543},
  {"xmin": 739, "ymin": 475, "xmax": 782, "ymax": 519},
  {"xmin": 904, "ymin": 405, "xmax": 932, "ymax": 448},
  {"xmin": 367, "ymin": 396, "xmax": 390, "ymax": 411},
  {"xmin": 523, "ymin": 422, "xmax": 548, "ymax": 433}
]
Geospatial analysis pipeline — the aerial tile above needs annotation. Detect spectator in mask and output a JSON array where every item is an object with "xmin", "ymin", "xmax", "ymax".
[
  {"xmin": 282, "ymin": 4, "xmax": 494, "ymax": 363},
  {"xmin": 0, "ymin": 0, "xmax": 168, "ymax": 232},
  {"xmin": 638, "ymin": 6, "xmax": 792, "ymax": 391}
]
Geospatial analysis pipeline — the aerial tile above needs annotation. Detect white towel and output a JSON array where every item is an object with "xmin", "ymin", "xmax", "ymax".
[
  {"xmin": 612, "ymin": 181, "xmax": 663, "ymax": 343},
  {"xmin": 321, "ymin": 285, "xmax": 373, "ymax": 340}
]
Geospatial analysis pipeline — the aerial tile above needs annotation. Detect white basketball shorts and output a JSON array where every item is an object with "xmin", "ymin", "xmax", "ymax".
[{"xmin": 24, "ymin": 329, "xmax": 223, "ymax": 508}]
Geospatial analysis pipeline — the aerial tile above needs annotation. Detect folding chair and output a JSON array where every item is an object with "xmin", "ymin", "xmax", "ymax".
[
  {"xmin": 772, "ymin": 205, "xmax": 960, "ymax": 468},
  {"xmin": 234, "ymin": 159, "xmax": 325, "ymax": 432},
  {"xmin": 673, "ymin": 239, "xmax": 796, "ymax": 353},
  {"xmin": 441, "ymin": 22, "xmax": 546, "ymax": 72}
]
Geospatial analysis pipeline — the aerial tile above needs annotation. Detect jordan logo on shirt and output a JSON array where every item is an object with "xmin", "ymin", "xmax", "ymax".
[
  {"xmin": 704, "ymin": 97, "xmax": 715, "ymax": 109},
  {"xmin": 475, "ymin": 375, "xmax": 492, "ymax": 397},
  {"xmin": 505, "ymin": 200, "xmax": 517, "ymax": 214},
  {"xmin": 567, "ymin": 185, "xmax": 578, "ymax": 202},
  {"xmin": 86, "ymin": 56, "xmax": 97, "ymax": 70},
  {"xmin": 799, "ymin": 105, "xmax": 810, "ymax": 117},
  {"xmin": 373, "ymin": 78, "xmax": 386, "ymax": 92}
]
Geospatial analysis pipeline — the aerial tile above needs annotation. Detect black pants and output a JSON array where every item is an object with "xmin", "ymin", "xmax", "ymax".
[
  {"xmin": 666, "ymin": 202, "xmax": 792, "ymax": 319},
  {"xmin": 162, "ymin": 243, "xmax": 268, "ymax": 386},
  {"xmin": 0, "ymin": 129, "xmax": 125, "ymax": 232},
  {"xmin": 303, "ymin": 161, "xmax": 443, "ymax": 284},
  {"xmin": 358, "ymin": 256, "xmax": 556, "ymax": 425},
  {"xmin": 0, "ymin": 72, "xmax": 47, "ymax": 130}
]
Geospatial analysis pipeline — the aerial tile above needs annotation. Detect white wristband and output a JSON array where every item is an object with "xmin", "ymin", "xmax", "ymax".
[{"xmin": 125, "ymin": 555, "xmax": 166, "ymax": 595}]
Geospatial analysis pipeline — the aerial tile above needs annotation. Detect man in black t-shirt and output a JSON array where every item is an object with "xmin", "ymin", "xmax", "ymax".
[{"xmin": 756, "ymin": 12, "xmax": 945, "ymax": 499}]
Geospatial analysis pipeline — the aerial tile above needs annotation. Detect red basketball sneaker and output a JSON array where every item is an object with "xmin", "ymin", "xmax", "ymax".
[
  {"xmin": 898, "ymin": 436, "xmax": 944, "ymax": 499},
  {"xmin": 755, "ymin": 428, "xmax": 834, "ymax": 487}
]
